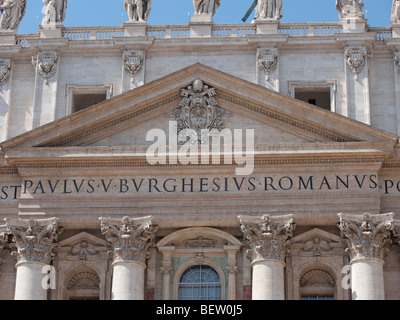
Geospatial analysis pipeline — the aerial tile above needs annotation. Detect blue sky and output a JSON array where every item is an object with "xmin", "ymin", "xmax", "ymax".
[{"xmin": 18, "ymin": 0, "xmax": 393, "ymax": 34}]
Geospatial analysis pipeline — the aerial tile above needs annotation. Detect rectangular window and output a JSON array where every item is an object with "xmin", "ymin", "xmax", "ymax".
[
  {"xmin": 295, "ymin": 89, "xmax": 331, "ymax": 110},
  {"xmin": 66, "ymin": 84, "xmax": 113, "ymax": 115},
  {"xmin": 288, "ymin": 81, "xmax": 337, "ymax": 112}
]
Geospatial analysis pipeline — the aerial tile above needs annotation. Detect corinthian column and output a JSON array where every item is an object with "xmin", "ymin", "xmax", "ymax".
[
  {"xmin": 338, "ymin": 213, "xmax": 393, "ymax": 300},
  {"xmin": 100, "ymin": 216, "xmax": 158, "ymax": 300},
  {"xmin": 239, "ymin": 214, "xmax": 295, "ymax": 300},
  {"xmin": 4, "ymin": 217, "xmax": 62, "ymax": 300}
]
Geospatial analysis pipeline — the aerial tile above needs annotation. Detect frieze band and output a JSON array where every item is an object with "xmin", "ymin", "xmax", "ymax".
[{"xmin": 0, "ymin": 173, "xmax": 390, "ymax": 201}]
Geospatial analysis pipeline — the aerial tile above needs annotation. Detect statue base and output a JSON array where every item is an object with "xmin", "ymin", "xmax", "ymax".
[
  {"xmin": 0, "ymin": 30, "xmax": 17, "ymax": 46},
  {"xmin": 40, "ymin": 23, "xmax": 63, "ymax": 39},
  {"xmin": 341, "ymin": 18, "xmax": 367, "ymax": 33},
  {"xmin": 392, "ymin": 23, "xmax": 400, "ymax": 38},
  {"xmin": 191, "ymin": 13, "xmax": 213, "ymax": 23},
  {"xmin": 190, "ymin": 14, "xmax": 213, "ymax": 38},
  {"xmin": 253, "ymin": 19, "xmax": 280, "ymax": 35},
  {"xmin": 124, "ymin": 22, "xmax": 148, "ymax": 37}
]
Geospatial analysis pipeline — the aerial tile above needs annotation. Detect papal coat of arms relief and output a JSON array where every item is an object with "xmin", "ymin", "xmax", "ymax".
[{"xmin": 167, "ymin": 79, "xmax": 231, "ymax": 145}]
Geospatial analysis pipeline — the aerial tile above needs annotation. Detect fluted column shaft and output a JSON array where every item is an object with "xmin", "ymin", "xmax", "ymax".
[
  {"xmin": 4, "ymin": 217, "xmax": 62, "ymax": 300},
  {"xmin": 338, "ymin": 213, "xmax": 393, "ymax": 300},
  {"xmin": 239, "ymin": 214, "xmax": 295, "ymax": 300},
  {"xmin": 100, "ymin": 216, "xmax": 158, "ymax": 300}
]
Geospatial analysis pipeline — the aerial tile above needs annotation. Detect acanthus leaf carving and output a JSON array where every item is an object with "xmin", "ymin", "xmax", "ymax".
[
  {"xmin": 338, "ymin": 213, "xmax": 393, "ymax": 261},
  {"xmin": 239, "ymin": 214, "xmax": 295, "ymax": 263},
  {"xmin": 99, "ymin": 216, "xmax": 158, "ymax": 264},
  {"xmin": 5, "ymin": 217, "xmax": 63, "ymax": 265}
]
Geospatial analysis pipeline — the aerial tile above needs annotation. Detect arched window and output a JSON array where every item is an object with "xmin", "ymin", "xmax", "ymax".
[
  {"xmin": 178, "ymin": 265, "xmax": 222, "ymax": 300},
  {"xmin": 300, "ymin": 269, "xmax": 336, "ymax": 300},
  {"xmin": 65, "ymin": 268, "xmax": 101, "ymax": 300}
]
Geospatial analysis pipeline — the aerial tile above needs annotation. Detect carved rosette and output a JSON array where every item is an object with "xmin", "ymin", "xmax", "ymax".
[
  {"xmin": 32, "ymin": 51, "xmax": 58, "ymax": 84},
  {"xmin": 345, "ymin": 47, "xmax": 368, "ymax": 80},
  {"xmin": 338, "ymin": 213, "xmax": 393, "ymax": 262},
  {"xmin": 257, "ymin": 48, "xmax": 278, "ymax": 81},
  {"xmin": 167, "ymin": 79, "xmax": 231, "ymax": 145},
  {"xmin": 99, "ymin": 216, "xmax": 158, "ymax": 264},
  {"xmin": 123, "ymin": 50, "xmax": 144, "ymax": 82},
  {"xmin": 4, "ymin": 217, "xmax": 63, "ymax": 265},
  {"xmin": 0, "ymin": 59, "xmax": 11, "ymax": 89},
  {"xmin": 239, "ymin": 214, "xmax": 295, "ymax": 264}
]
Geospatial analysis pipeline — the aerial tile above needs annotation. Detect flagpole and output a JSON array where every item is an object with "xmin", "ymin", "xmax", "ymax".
[{"xmin": 242, "ymin": 0, "xmax": 258, "ymax": 23}]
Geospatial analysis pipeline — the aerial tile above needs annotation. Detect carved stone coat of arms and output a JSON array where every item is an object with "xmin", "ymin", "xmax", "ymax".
[{"xmin": 168, "ymin": 79, "xmax": 231, "ymax": 144}]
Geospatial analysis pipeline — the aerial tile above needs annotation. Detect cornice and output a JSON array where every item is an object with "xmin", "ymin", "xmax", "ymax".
[
  {"xmin": 218, "ymin": 92, "xmax": 352, "ymax": 143},
  {"xmin": 39, "ymin": 92, "xmax": 180, "ymax": 147},
  {"xmin": 1, "ymin": 63, "xmax": 398, "ymax": 151},
  {"xmin": 10, "ymin": 156, "xmax": 384, "ymax": 171},
  {"xmin": 0, "ymin": 166, "xmax": 18, "ymax": 175}
]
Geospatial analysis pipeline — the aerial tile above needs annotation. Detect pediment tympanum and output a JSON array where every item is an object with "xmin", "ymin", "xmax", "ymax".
[{"xmin": 1, "ymin": 63, "xmax": 397, "ymax": 154}]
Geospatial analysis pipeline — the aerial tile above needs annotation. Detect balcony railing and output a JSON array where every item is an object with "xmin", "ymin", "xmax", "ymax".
[{"xmin": 14, "ymin": 23, "xmax": 393, "ymax": 47}]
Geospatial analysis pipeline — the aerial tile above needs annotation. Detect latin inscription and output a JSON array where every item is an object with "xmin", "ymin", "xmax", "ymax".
[{"xmin": 1, "ymin": 174, "xmax": 394, "ymax": 201}]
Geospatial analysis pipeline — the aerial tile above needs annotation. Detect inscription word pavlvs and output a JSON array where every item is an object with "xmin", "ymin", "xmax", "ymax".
[{"xmin": 2, "ymin": 173, "xmax": 399, "ymax": 201}]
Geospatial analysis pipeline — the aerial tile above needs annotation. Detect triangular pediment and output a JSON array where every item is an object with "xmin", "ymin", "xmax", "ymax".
[
  {"xmin": 292, "ymin": 228, "xmax": 343, "ymax": 245},
  {"xmin": 1, "ymin": 63, "xmax": 398, "ymax": 155},
  {"xmin": 58, "ymin": 231, "xmax": 109, "ymax": 248}
]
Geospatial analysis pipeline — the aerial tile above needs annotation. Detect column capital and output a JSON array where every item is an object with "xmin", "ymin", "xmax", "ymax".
[
  {"xmin": 392, "ymin": 219, "xmax": 400, "ymax": 245},
  {"xmin": 0, "ymin": 224, "xmax": 9, "ymax": 252},
  {"xmin": 99, "ymin": 216, "xmax": 158, "ymax": 264},
  {"xmin": 4, "ymin": 217, "xmax": 63, "ymax": 265},
  {"xmin": 338, "ymin": 213, "xmax": 393, "ymax": 262},
  {"xmin": 238, "ymin": 214, "xmax": 295, "ymax": 263}
]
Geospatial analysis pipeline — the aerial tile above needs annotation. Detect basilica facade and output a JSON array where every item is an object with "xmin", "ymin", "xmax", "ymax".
[{"xmin": 1, "ymin": 0, "xmax": 400, "ymax": 300}]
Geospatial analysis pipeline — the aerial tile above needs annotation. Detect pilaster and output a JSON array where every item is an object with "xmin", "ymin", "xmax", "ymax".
[
  {"xmin": 338, "ymin": 212, "xmax": 393, "ymax": 300},
  {"xmin": 256, "ymin": 48, "xmax": 279, "ymax": 92},
  {"xmin": 159, "ymin": 246, "xmax": 174, "ymax": 300},
  {"xmin": 31, "ymin": 50, "xmax": 60, "ymax": 129},
  {"xmin": 393, "ymin": 51, "xmax": 400, "ymax": 136},
  {"xmin": 0, "ymin": 58, "xmax": 12, "ymax": 142},
  {"xmin": 122, "ymin": 50, "xmax": 145, "ymax": 91},
  {"xmin": 344, "ymin": 46, "xmax": 371, "ymax": 125},
  {"xmin": 224, "ymin": 245, "xmax": 240, "ymax": 300}
]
